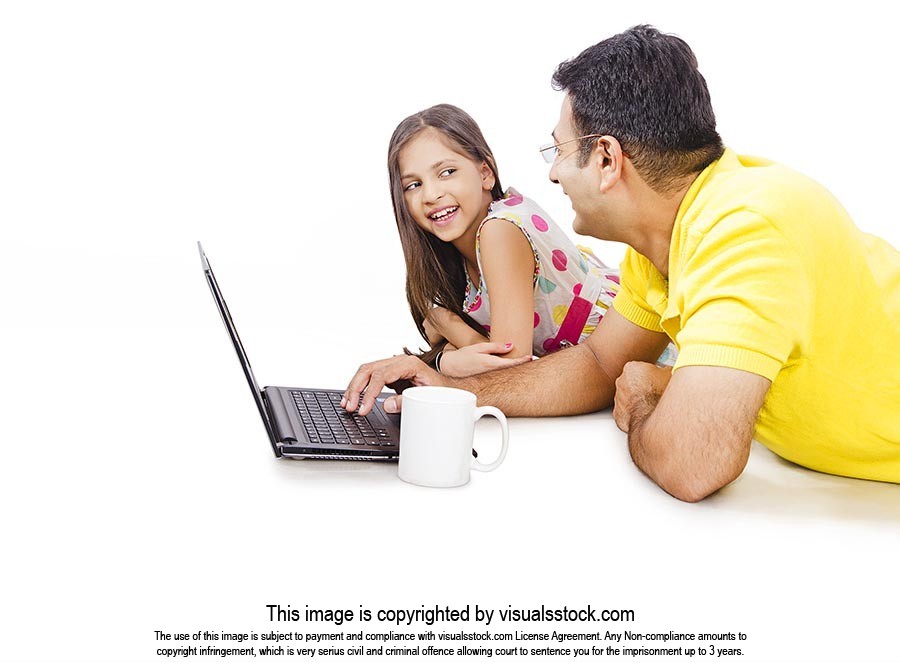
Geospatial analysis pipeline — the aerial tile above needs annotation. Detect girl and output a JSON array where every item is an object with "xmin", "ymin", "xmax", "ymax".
[{"xmin": 389, "ymin": 104, "xmax": 668, "ymax": 377}]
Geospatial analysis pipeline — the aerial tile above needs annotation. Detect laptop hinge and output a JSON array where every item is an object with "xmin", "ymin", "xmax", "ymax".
[{"xmin": 263, "ymin": 387, "xmax": 296, "ymax": 454}]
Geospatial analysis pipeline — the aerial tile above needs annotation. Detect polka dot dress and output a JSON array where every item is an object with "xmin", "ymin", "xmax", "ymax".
[{"xmin": 463, "ymin": 188, "xmax": 621, "ymax": 357}]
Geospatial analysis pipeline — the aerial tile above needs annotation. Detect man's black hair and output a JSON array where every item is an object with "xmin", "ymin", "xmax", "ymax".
[{"xmin": 552, "ymin": 25, "xmax": 724, "ymax": 192}]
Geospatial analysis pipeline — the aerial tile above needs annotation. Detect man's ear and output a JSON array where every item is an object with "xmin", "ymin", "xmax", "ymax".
[
  {"xmin": 480, "ymin": 161, "xmax": 496, "ymax": 191},
  {"xmin": 593, "ymin": 136, "xmax": 625, "ymax": 193}
]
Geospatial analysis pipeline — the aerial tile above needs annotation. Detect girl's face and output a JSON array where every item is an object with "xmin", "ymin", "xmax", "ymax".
[{"xmin": 398, "ymin": 128, "xmax": 496, "ymax": 247}]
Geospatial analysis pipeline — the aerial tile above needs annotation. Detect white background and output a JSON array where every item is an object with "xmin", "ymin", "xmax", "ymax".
[{"xmin": 1, "ymin": 1, "xmax": 899, "ymax": 661}]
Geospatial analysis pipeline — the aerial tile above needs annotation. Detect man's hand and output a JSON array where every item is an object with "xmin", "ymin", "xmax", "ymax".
[
  {"xmin": 342, "ymin": 354, "xmax": 447, "ymax": 416},
  {"xmin": 439, "ymin": 342, "xmax": 533, "ymax": 378},
  {"xmin": 613, "ymin": 361, "xmax": 673, "ymax": 433}
]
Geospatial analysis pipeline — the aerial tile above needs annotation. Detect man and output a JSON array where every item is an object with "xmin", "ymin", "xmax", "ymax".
[{"xmin": 343, "ymin": 26, "xmax": 900, "ymax": 501}]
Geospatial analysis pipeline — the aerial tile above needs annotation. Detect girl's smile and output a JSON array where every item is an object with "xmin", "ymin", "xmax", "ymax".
[{"xmin": 428, "ymin": 205, "xmax": 459, "ymax": 226}]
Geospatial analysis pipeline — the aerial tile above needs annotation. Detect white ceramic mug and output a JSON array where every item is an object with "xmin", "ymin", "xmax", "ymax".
[{"xmin": 398, "ymin": 386, "xmax": 509, "ymax": 487}]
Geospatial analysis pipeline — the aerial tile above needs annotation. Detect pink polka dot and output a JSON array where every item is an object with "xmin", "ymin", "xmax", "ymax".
[
  {"xmin": 542, "ymin": 338, "xmax": 556, "ymax": 352},
  {"xmin": 606, "ymin": 274, "xmax": 620, "ymax": 285},
  {"xmin": 469, "ymin": 296, "xmax": 481, "ymax": 312},
  {"xmin": 531, "ymin": 214, "xmax": 549, "ymax": 232},
  {"xmin": 552, "ymin": 249, "xmax": 568, "ymax": 271},
  {"xmin": 483, "ymin": 325, "xmax": 491, "ymax": 333},
  {"xmin": 533, "ymin": 312, "xmax": 541, "ymax": 328},
  {"xmin": 573, "ymin": 283, "xmax": 583, "ymax": 297},
  {"xmin": 505, "ymin": 194, "xmax": 524, "ymax": 206}
]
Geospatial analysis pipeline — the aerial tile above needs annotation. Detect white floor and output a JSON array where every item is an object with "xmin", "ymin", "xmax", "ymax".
[{"xmin": 3, "ymin": 321, "xmax": 898, "ymax": 661}]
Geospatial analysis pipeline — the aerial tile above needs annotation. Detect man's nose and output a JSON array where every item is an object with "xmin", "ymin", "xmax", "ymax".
[{"xmin": 548, "ymin": 163, "xmax": 560, "ymax": 185}]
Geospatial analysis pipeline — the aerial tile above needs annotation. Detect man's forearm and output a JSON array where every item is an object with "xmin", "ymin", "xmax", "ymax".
[
  {"xmin": 624, "ymin": 399, "xmax": 674, "ymax": 493},
  {"xmin": 624, "ymin": 372, "xmax": 757, "ymax": 503},
  {"xmin": 452, "ymin": 344, "xmax": 614, "ymax": 416}
]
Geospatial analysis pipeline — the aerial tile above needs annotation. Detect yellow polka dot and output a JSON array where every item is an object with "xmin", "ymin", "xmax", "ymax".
[{"xmin": 553, "ymin": 304, "xmax": 569, "ymax": 325}]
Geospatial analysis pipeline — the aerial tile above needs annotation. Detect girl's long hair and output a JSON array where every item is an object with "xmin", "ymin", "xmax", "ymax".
[{"xmin": 387, "ymin": 105, "xmax": 505, "ymax": 366}]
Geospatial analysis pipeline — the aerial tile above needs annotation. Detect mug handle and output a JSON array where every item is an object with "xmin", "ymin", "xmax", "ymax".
[{"xmin": 471, "ymin": 406, "xmax": 509, "ymax": 472}]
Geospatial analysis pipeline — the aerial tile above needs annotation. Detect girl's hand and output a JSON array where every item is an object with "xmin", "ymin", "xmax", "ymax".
[{"xmin": 439, "ymin": 342, "xmax": 533, "ymax": 378}]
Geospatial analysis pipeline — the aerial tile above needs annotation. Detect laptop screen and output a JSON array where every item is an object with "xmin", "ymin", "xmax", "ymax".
[{"xmin": 199, "ymin": 242, "xmax": 280, "ymax": 456}]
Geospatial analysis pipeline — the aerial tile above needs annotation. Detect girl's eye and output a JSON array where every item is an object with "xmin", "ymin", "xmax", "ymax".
[
  {"xmin": 439, "ymin": 168, "xmax": 456, "ymax": 178},
  {"xmin": 404, "ymin": 182, "xmax": 420, "ymax": 192}
]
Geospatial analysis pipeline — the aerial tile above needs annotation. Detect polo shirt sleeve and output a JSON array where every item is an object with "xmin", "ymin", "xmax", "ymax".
[
  {"xmin": 613, "ymin": 247, "xmax": 665, "ymax": 332},
  {"xmin": 673, "ymin": 211, "xmax": 810, "ymax": 381}
]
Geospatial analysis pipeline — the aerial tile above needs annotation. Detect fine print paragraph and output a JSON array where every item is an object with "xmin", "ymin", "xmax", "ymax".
[{"xmin": 154, "ymin": 604, "xmax": 750, "ymax": 659}]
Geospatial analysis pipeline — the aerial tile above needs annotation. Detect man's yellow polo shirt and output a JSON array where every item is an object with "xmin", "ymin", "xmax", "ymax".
[{"xmin": 613, "ymin": 149, "xmax": 900, "ymax": 482}]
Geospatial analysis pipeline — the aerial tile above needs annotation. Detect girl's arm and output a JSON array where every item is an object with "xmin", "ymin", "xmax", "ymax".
[
  {"xmin": 471, "ymin": 218, "xmax": 536, "ymax": 358},
  {"xmin": 437, "ymin": 219, "xmax": 537, "ymax": 377},
  {"xmin": 423, "ymin": 219, "xmax": 536, "ymax": 378},
  {"xmin": 424, "ymin": 307, "xmax": 486, "ymax": 347}
]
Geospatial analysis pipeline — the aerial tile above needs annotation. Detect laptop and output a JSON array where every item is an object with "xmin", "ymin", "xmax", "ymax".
[{"xmin": 199, "ymin": 242, "xmax": 401, "ymax": 460}]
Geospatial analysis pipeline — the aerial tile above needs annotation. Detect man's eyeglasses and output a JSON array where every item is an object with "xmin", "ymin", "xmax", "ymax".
[{"xmin": 539, "ymin": 134, "xmax": 604, "ymax": 164}]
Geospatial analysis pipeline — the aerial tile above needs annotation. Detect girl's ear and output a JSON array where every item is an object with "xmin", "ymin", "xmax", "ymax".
[{"xmin": 480, "ymin": 161, "xmax": 496, "ymax": 191}]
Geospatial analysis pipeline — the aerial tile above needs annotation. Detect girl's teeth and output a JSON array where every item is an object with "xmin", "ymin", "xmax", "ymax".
[{"xmin": 432, "ymin": 207, "xmax": 457, "ymax": 220}]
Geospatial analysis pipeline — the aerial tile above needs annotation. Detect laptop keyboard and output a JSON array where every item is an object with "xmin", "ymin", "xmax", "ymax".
[{"xmin": 290, "ymin": 391, "xmax": 394, "ymax": 447}]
